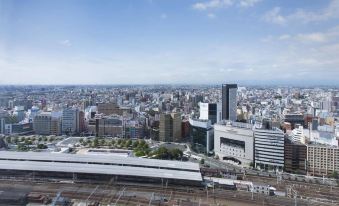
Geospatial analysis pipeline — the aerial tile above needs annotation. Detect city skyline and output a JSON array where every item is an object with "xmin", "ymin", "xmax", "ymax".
[{"xmin": 1, "ymin": 0, "xmax": 339, "ymax": 85}]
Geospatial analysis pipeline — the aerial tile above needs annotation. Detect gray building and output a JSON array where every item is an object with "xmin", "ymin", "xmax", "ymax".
[
  {"xmin": 159, "ymin": 113, "xmax": 182, "ymax": 142},
  {"xmin": 62, "ymin": 107, "xmax": 79, "ymax": 135},
  {"xmin": 33, "ymin": 112, "xmax": 52, "ymax": 135},
  {"xmin": 254, "ymin": 127, "xmax": 285, "ymax": 171},
  {"xmin": 189, "ymin": 117, "xmax": 214, "ymax": 154},
  {"xmin": 222, "ymin": 84, "xmax": 237, "ymax": 121}
]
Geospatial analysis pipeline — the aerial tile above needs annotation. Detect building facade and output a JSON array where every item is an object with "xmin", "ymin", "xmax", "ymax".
[
  {"xmin": 222, "ymin": 84, "xmax": 237, "ymax": 121},
  {"xmin": 307, "ymin": 144, "xmax": 339, "ymax": 176},
  {"xmin": 284, "ymin": 138, "xmax": 307, "ymax": 174},
  {"xmin": 33, "ymin": 112, "xmax": 52, "ymax": 135},
  {"xmin": 189, "ymin": 117, "xmax": 214, "ymax": 154},
  {"xmin": 159, "ymin": 113, "xmax": 182, "ymax": 142},
  {"xmin": 62, "ymin": 107, "xmax": 79, "ymax": 135},
  {"xmin": 214, "ymin": 121, "xmax": 254, "ymax": 167},
  {"xmin": 199, "ymin": 102, "xmax": 222, "ymax": 125},
  {"xmin": 254, "ymin": 128, "xmax": 285, "ymax": 170}
]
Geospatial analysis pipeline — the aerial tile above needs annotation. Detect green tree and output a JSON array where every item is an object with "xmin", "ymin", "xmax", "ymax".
[
  {"xmin": 79, "ymin": 138, "xmax": 84, "ymax": 144},
  {"xmin": 135, "ymin": 150, "xmax": 146, "ymax": 157},
  {"xmin": 132, "ymin": 140, "xmax": 139, "ymax": 148},
  {"xmin": 24, "ymin": 138, "xmax": 32, "ymax": 145},
  {"xmin": 125, "ymin": 139, "xmax": 132, "ymax": 148},
  {"xmin": 49, "ymin": 137, "xmax": 55, "ymax": 142},
  {"xmin": 93, "ymin": 138, "xmax": 99, "ymax": 148},
  {"xmin": 111, "ymin": 139, "xmax": 116, "ymax": 146},
  {"xmin": 156, "ymin": 147, "xmax": 169, "ymax": 159},
  {"xmin": 170, "ymin": 148, "xmax": 183, "ymax": 160},
  {"xmin": 38, "ymin": 137, "xmax": 42, "ymax": 142},
  {"xmin": 20, "ymin": 137, "xmax": 25, "ymax": 142},
  {"xmin": 17, "ymin": 143, "xmax": 29, "ymax": 151},
  {"xmin": 37, "ymin": 144, "xmax": 48, "ymax": 149},
  {"xmin": 5, "ymin": 136, "xmax": 11, "ymax": 144},
  {"xmin": 200, "ymin": 159, "xmax": 205, "ymax": 165},
  {"xmin": 100, "ymin": 139, "xmax": 106, "ymax": 146},
  {"xmin": 117, "ymin": 139, "xmax": 122, "ymax": 145}
]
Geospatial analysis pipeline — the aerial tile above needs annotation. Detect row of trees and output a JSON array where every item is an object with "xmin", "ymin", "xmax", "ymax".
[
  {"xmin": 6, "ymin": 136, "xmax": 57, "ymax": 144},
  {"xmin": 79, "ymin": 137, "xmax": 147, "ymax": 150}
]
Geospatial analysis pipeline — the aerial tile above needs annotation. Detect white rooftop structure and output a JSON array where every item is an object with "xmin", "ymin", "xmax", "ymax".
[
  {"xmin": 0, "ymin": 151, "xmax": 202, "ymax": 182},
  {"xmin": 290, "ymin": 125, "xmax": 305, "ymax": 144}
]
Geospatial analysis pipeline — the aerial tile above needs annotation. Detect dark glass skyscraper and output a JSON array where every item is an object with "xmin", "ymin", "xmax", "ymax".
[{"xmin": 222, "ymin": 84, "xmax": 238, "ymax": 121}]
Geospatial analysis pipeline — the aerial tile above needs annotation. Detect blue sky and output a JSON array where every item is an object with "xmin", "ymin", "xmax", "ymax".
[{"xmin": 0, "ymin": 0, "xmax": 338, "ymax": 85}]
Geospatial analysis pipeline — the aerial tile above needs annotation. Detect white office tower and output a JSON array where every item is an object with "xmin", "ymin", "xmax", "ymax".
[
  {"xmin": 214, "ymin": 121, "xmax": 254, "ymax": 167},
  {"xmin": 290, "ymin": 125, "xmax": 305, "ymax": 144},
  {"xmin": 254, "ymin": 127, "xmax": 285, "ymax": 171},
  {"xmin": 199, "ymin": 102, "xmax": 222, "ymax": 125}
]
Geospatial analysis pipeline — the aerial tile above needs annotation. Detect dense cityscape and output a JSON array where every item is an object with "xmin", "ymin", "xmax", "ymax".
[
  {"xmin": 0, "ymin": 84, "xmax": 339, "ymax": 205},
  {"xmin": 1, "ymin": 0, "xmax": 339, "ymax": 205}
]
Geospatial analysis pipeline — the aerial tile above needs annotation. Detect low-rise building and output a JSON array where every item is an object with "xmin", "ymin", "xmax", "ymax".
[{"xmin": 214, "ymin": 121, "xmax": 254, "ymax": 167}]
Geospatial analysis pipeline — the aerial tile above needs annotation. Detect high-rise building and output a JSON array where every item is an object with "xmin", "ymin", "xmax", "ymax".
[
  {"xmin": 189, "ymin": 117, "xmax": 214, "ymax": 154},
  {"xmin": 62, "ymin": 107, "xmax": 79, "ymax": 135},
  {"xmin": 88, "ymin": 115, "xmax": 123, "ymax": 137},
  {"xmin": 159, "ymin": 113, "xmax": 182, "ymax": 142},
  {"xmin": 284, "ymin": 138, "xmax": 307, "ymax": 175},
  {"xmin": 307, "ymin": 144, "xmax": 339, "ymax": 176},
  {"xmin": 254, "ymin": 127, "xmax": 285, "ymax": 171},
  {"xmin": 33, "ymin": 112, "xmax": 52, "ymax": 135},
  {"xmin": 171, "ymin": 113, "xmax": 182, "ymax": 142},
  {"xmin": 51, "ymin": 111, "xmax": 62, "ymax": 136},
  {"xmin": 13, "ymin": 106, "xmax": 26, "ymax": 122},
  {"xmin": 199, "ymin": 102, "xmax": 222, "ymax": 125},
  {"xmin": 222, "ymin": 84, "xmax": 237, "ymax": 121}
]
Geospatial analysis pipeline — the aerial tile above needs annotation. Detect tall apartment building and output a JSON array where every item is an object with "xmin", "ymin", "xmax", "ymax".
[
  {"xmin": 159, "ymin": 113, "xmax": 182, "ymax": 142},
  {"xmin": 214, "ymin": 121, "xmax": 254, "ymax": 167},
  {"xmin": 62, "ymin": 107, "xmax": 79, "ymax": 135},
  {"xmin": 284, "ymin": 138, "xmax": 307, "ymax": 174},
  {"xmin": 51, "ymin": 112, "xmax": 62, "ymax": 136},
  {"xmin": 222, "ymin": 84, "xmax": 237, "ymax": 121},
  {"xmin": 307, "ymin": 144, "xmax": 339, "ymax": 176},
  {"xmin": 254, "ymin": 127, "xmax": 285, "ymax": 170},
  {"xmin": 33, "ymin": 112, "xmax": 52, "ymax": 135}
]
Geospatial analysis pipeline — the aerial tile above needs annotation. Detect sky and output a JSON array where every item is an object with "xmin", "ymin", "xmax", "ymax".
[{"xmin": 0, "ymin": 0, "xmax": 338, "ymax": 85}]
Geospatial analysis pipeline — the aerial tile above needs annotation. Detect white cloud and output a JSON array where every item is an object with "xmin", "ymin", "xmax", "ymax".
[
  {"xmin": 192, "ymin": 0, "xmax": 261, "ymax": 10},
  {"xmin": 262, "ymin": 7, "xmax": 286, "ymax": 25},
  {"xmin": 264, "ymin": 0, "xmax": 339, "ymax": 25},
  {"xmin": 239, "ymin": 0, "xmax": 261, "ymax": 8},
  {"xmin": 207, "ymin": 13, "xmax": 217, "ymax": 19},
  {"xmin": 278, "ymin": 34, "xmax": 290, "ymax": 40},
  {"xmin": 59, "ymin": 40, "xmax": 72, "ymax": 47},
  {"xmin": 266, "ymin": 26, "xmax": 339, "ymax": 43},
  {"xmin": 296, "ymin": 33, "xmax": 327, "ymax": 43},
  {"xmin": 192, "ymin": 0, "xmax": 233, "ymax": 10}
]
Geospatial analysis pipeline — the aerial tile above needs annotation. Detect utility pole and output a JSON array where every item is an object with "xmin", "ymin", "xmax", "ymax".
[
  {"xmin": 114, "ymin": 186, "xmax": 126, "ymax": 206},
  {"xmin": 86, "ymin": 185, "xmax": 99, "ymax": 206}
]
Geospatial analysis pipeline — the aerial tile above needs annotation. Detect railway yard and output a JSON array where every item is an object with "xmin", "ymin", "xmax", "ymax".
[{"xmin": 0, "ymin": 177, "xmax": 338, "ymax": 206}]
